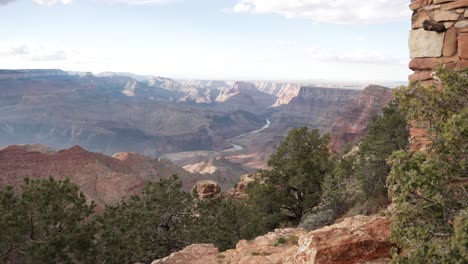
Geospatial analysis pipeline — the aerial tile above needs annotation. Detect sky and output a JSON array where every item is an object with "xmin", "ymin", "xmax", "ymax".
[{"xmin": 0, "ymin": 0, "xmax": 413, "ymax": 81}]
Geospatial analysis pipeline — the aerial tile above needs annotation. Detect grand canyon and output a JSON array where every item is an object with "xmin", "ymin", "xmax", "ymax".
[
  {"xmin": 0, "ymin": 69, "xmax": 393, "ymax": 195},
  {"xmin": 1, "ymin": 0, "xmax": 467, "ymax": 263}
]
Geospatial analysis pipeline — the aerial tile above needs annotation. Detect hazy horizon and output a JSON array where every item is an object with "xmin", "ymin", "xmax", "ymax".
[{"xmin": 1, "ymin": 0, "xmax": 412, "ymax": 81}]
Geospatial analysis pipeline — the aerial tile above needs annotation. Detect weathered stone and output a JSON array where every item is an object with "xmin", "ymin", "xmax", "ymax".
[
  {"xmin": 410, "ymin": 0, "xmax": 430, "ymax": 11},
  {"xmin": 151, "ymin": 244, "xmax": 219, "ymax": 264},
  {"xmin": 409, "ymin": 58, "xmax": 440, "ymax": 71},
  {"xmin": 455, "ymin": 21, "xmax": 468, "ymax": 28},
  {"xmin": 425, "ymin": 4, "xmax": 442, "ymax": 11},
  {"xmin": 434, "ymin": 10, "xmax": 461, "ymax": 21},
  {"xmin": 150, "ymin": 215, "xmax": 392, "ymax": 264},
  {"xmin": 460, "ymin": 28, "xmax": 468, "ymax": 33},
  {"xmin": 459, "ymin": 34, "xmax": 468, "ymax": 58},
  {"xmin": 409, "ymin": 29, "xmax": 445, "ymax": 58},
  {"xmin": 412, "ymin": 10, "xmax": 430, "ymax": 28},
  {"xmin": 465, "ymin": 9, "xmax": 468, "ymax": 17},
  {"xmin": 434, "ymin": 0, "xmax": 455, "ymax": 4},
  {"xmin": 192, "ymin": 180, "xmax": 221, "ymax": 200},
  {"xmin": 456, "ymin": 8, "xmax": 466, "ymax": 13},
  {"xmin": 443, "ymin": 27, "xmax": 458, "ymax": 56},
  {"xmin": 441, "ymin": 0, "xmax": 468, "ymax": 10},
  {"xmin": 288, "ymin": 216, "xmax": 392, "ymax": 264},
  {"xmin": 444, "ymin": 22, "xmax": 455, "ymax": 28},
  {"xmin": 457, "ymin": 59, "xmax": 468, "ymax": 68},
  {"xmin": 409, "ymin": 71, "xmax": 433, "ymax": 81}
]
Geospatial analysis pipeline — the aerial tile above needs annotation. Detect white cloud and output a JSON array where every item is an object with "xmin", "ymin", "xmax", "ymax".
[
  {"xmin": 33, "ymin": 0, "xmax": 72, "ymax": 5},
  {"xmin": 305, "ymin": 47, "xmax": 404, "ymax": 65},
  {"xmin": 101, "ymin": 0, "xmax": 177, "ymax": 5},
  {"xmin": 0, "ymin": 42, "xmax": 67, "ymax": 61},
  {"xmin": 231, "ymin": 0, "xmax": 411, "ymax": 24}
]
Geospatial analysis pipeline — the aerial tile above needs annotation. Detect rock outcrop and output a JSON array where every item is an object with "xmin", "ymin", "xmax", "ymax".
[
  {"xmin": 0, "ymin": 145, "xmax": 203, "ymax": 210},
  {"xmin": 192, "ymin": 180, "xmax": 221, "ymax": 200},
  {"xmin": 151, "ymin": 215, "xmax": 392, "ymax": 264},
  {"xmin": 330, "ymin": 85, "xmax": 394, "ymax": 152}
]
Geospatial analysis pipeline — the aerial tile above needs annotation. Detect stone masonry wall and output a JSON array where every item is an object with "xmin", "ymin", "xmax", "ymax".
[{"xmin": 409, "ymin": 0, "xmax": 468, "ymax": 84}]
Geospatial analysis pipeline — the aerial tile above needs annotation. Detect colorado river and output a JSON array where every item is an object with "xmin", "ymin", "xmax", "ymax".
[
  {"xmin": 225, "ymin": 118, "xmax": 271, "ymax": 152},
  {"xmin": 230, "ymin": 118, "xmax": 271, "ymax": 140}
]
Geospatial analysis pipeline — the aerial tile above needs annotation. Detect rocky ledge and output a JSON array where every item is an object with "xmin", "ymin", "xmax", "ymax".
[{"xmin": 151, "ymin": 215, "xmax": 392, "ymax": 264}]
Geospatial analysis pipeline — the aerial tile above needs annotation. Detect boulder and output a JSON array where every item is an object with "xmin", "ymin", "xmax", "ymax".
[
  {"xmin": 288, "ymin": 215, "xmax": 392, "ymax": 264},
  {"xmin": 192, "ymin": 180, "xmax": 221, "ymax": 199},
  {"xmin": 150, "ymin": 215, "xmax": 392, "ymax": 264}
]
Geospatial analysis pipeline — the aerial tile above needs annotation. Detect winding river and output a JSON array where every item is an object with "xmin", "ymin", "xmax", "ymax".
[{"xmin": 226, "ymin": 118, "xmax": 271, "ymax": 151}]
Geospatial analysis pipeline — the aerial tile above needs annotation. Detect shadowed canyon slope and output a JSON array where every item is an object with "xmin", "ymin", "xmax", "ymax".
[
  {"xmin": 0, "ymin": 70, "xmax": 269, "ymax": 156},
  {"xmin": 0, "ymin": 144, "xmax": 205, "ymax": 209}
]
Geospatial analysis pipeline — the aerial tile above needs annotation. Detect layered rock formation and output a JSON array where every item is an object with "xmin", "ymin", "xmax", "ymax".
[
  {"xmin": 0, "ymin": 144, "xmax": 204, "ymax": 210},
  {"xmin": 330, "ymin": 85, "xmax": 394, "ymax": 152},
  {"xmin": 151, "ymin": 215, "xmax": 392, "ymax": 264},
  {"xmin": 0, "ymin": 74, "xmax": 265, "ymax": 156}
]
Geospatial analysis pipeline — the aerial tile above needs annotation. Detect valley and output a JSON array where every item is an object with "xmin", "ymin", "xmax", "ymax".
[{"xmin": 0, "ymin": 70, "xmax": 394, "ymax": 190}]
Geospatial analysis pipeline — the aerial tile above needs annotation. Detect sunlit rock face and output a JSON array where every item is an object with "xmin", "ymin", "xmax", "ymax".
[
  {"xmin": 151, "ymin": 215, "xmax": 392, "ymax": 264},
  {"xmin": 330, "ymin": 85, "xmax": 394, "ymax": 153}
]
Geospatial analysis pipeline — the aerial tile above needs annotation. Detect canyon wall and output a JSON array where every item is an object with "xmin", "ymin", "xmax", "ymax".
[{"xmin": 409, "ymin": 0, "xmax": 468, "ymax": 82}]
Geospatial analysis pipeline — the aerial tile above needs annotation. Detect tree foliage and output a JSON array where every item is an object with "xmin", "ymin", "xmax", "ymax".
[
  {"xmin": 248, "ymin": 127, "xmax": 332, "ymax": 226},
  {"xmin": 0, "ymin": 178, "xmax": 96, "ymax": 264},
  {"xmin": 93, "ymin": 175, "xmax": 194, "ymax": 264},
  {"xmin": 356, "ymin": 103, "xmax": 409, "ymax": 203},
  {"xmin": 389, "ymin": 67, "xmax": 467, "ymax": 263}
]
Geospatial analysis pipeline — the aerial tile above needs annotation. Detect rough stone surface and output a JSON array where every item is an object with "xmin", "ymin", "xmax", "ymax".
[
  {"xmin": 444, "ymin": 27, "xmax": 458, "ymax": 56},
  {"xmin": 409, "ymin": 58, "xmax": 440, "ymax": 70},
  {"xmin": 412, "ymin": 11, "xmax": 429, "ymax": 28},
  {"xmin": 409, "ymin": 29, "xmax": 445, "ymax": 58},
  {"xmin": 459, "ymin": 34, "xmax": 468, "ymax": 58},
  {"xmin": 151, "ymin": 244, "xmax": 219, "ymax": 264},
  {"xmin": 455, "ymin": 20, "xmax": 468, "ymax": 28},
  {"xmin": 288, "ymin": 216, "xmax": 392, "ymax": 264},
  {"xmin": 192, "ymin": 180, "xmax": 221, "ymax": 199},
  {"xmin": 434, "ymin": 10, "xmax": 461, "ymax": 21},
  {"xmin": 441, "ymin": 0, "xmax": 468, "ymax": 11},
  {"xmin": 409, "ymin": 71, "xmax": 433, "ymax": 81},
  {"xmin": 410, "ymin": 0, "xmax": 429, "ymax": 11},
  {"xmin": 150, "ymin": 215, "xmax": 392, "ymax": 264}
]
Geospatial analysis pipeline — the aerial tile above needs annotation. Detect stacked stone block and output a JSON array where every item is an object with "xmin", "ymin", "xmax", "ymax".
[{"xmin": 409, "ymin": 0, "xmax": 468, "ymax": 83}]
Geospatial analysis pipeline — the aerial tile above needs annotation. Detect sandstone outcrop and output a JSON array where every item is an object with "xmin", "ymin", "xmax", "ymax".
[
  {"xmin": 330, "ymin": 85, "xmax": 394, "ymax": 152},
  {"xmin": 0, "ymin": 145, "xmax": 203, "ymax": 210},
  {"xmin": 151, "ymin": 215, "xmax": 392, "ymax": 264},
  {"xmin": 183, "ymin": 157, "xmax": 251, "ymax": 191},
  {"xmin": 192, "ymin": 180, "xmax": 221, "ymax": 200}
]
